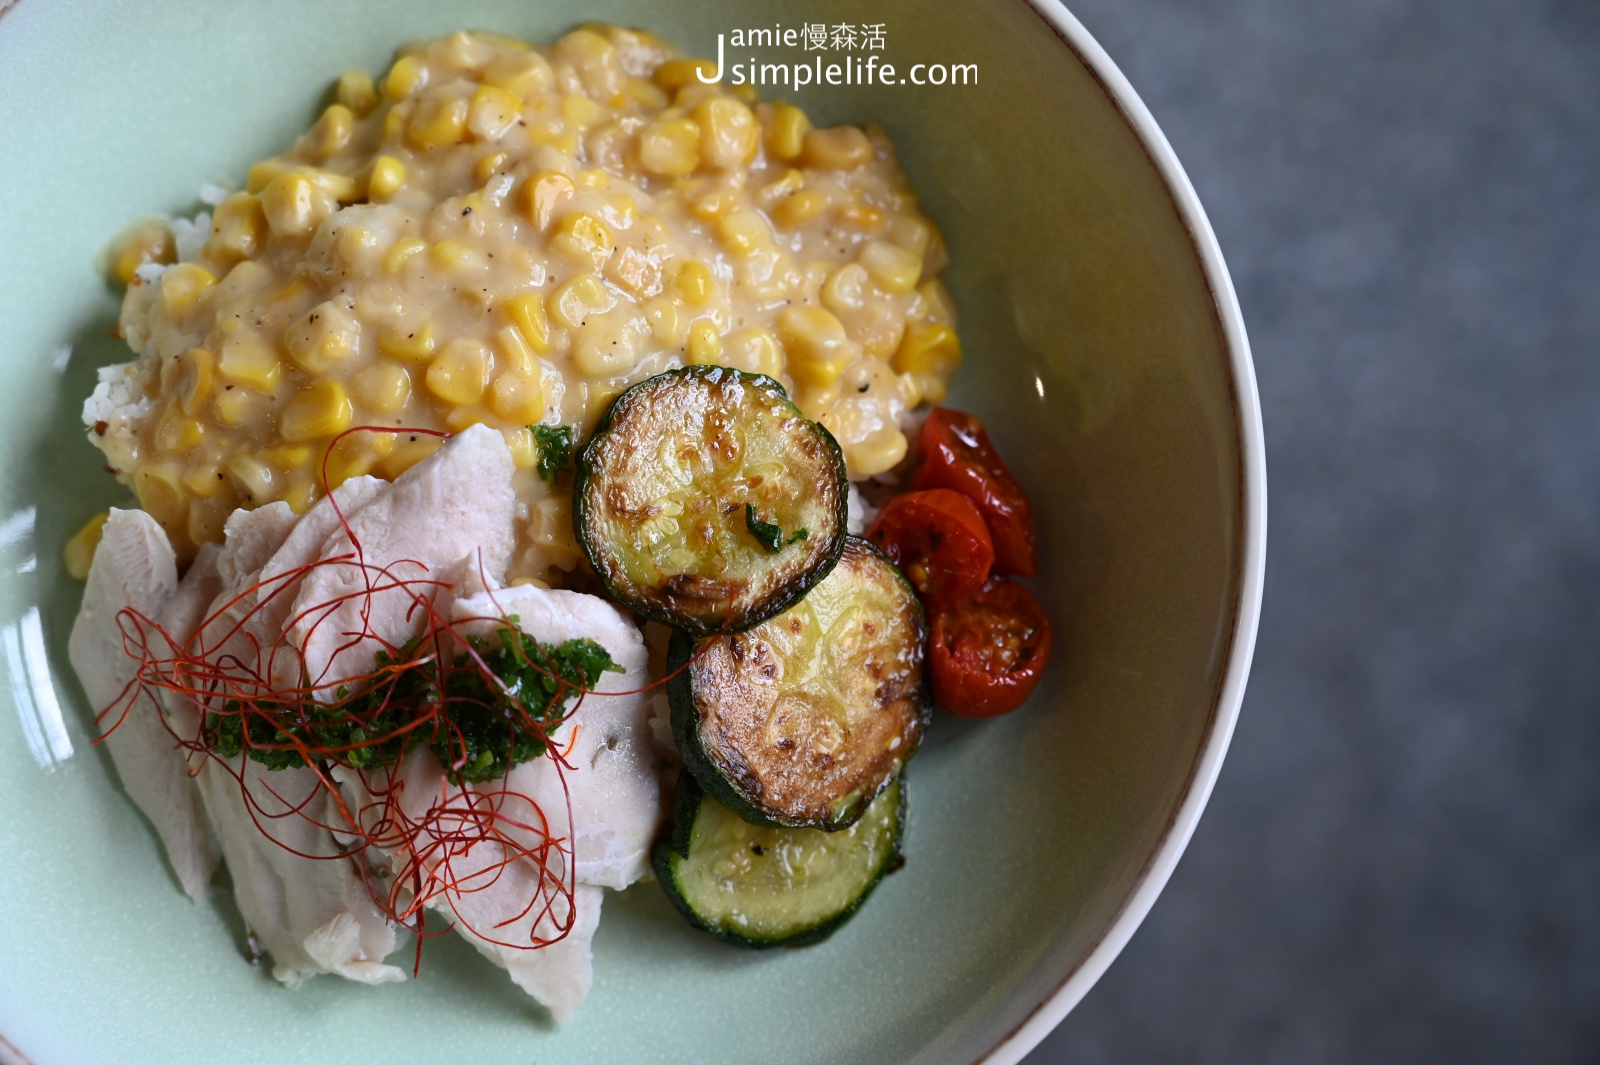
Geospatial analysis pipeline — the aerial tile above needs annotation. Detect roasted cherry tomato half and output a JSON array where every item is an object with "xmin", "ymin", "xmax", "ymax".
[
  {"xmin": 928, "ymin": 578, "xmax": 1052, "ymax": 717},
  {"xmin": 867, "ymin": 489, "xmax": 994, "ymax": 605},
  {"xmin": 911, "ymin": 407, "xmax": 1037, "ymax": 577}
]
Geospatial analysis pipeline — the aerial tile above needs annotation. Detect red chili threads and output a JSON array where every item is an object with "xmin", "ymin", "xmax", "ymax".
[{"xmin": 91, "ymin": 426, "xmax": 730, "ymax": 972}]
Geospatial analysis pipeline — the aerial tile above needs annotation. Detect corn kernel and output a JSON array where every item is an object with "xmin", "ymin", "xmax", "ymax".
[
  {"xmin": 218, "ymin": 337, "xmax": 281, "ymax": 391},
  {"xmin": 914, "ymin": 278, "xmax": 958, "ymax": 326},
  {"xmin": 777, "ymin": 306, "xmax": 855, "ymax": 388},
  {"xmin": 688, "ymin": 183, "xmax": 739, "ymax": 221},
  {"xmin": 847, "ymin": 430, "xmax": 909, "ymax": 478},
  {"xmin": 687, "ymin": 320, "xmax": 723, "ymax": 365},
  {"xmin": 473, "ymin": 151, "xmax": 509, "ymax": 184},
  {"xmin": 643, "ymin": 297, "xmax": 687, "ymax": 345},
  {"xmin": 408, "ymin": 90, "xmax": 468, "ymax": 149},
  {"xmin": 627, "ymin": 77, "xmax": 669, "ymax": 109},
  {"xmin": 134, "ymin": 465, "xmax": 187, "ymax": 527},
  {"xmin": 773, "ymin": 188, "xmax": 828, "ymax": 228},
  {"xmin": 154, "ymin": 404, "xmax": 204, "ymax": 453},
  {"xmin": 282, "ymin": 479, "xmax": 316, "ymax": 515},
  {"xmin": 695, "ymin": 97, "xmax": 759, "ymax": 169},
  {"xmin": 525, "ymin": 117, "xmax": 578, "ymax": 157},
  {"xmin": 351, "ymin": 362, "xmax": 412, "ymax": 414},
  {"xmin": 385, "ymin": 54, "xmax": 428, "ymax": 100},
  {"xmin": 204, "ymin": 193, "xmax": 265, "ymax": 263},
  {"xmin": 506, "ymin": 426, "xmax": 538, "ymax": 470},
  {"xmin": 307, "ymin": 168, "xmax": 360, "ymax": 203},
  {"xmin": 284, "ymin": 301, "xmax": 360, "ymax": 373},
  {"xmin": 484, "ymin": 51, "xmax": 553, "ymax": 98},
  {"xmin": 337, "ymin": 70, "xmax": 379, "ymax": 116},
  {"xmin": 183, "ymin": 463, "xmax": 225, "ymax": 498},
  {"xmin": 582, "ymin": 381, "xmax": 624, "ymax": 423},
  {"xmin": 898, "ymin": 372, "xmax": 926, "ymax": 409},
  {"xmin": 716, "ymin": 209, "xmax": 770, "ymax": 256},
  {"xmin": 860, "ymin": 240, "xmax": 923, "ymax": 295},
  {"xmin": 549, "ymin": 273, "xmax": 615, "ymax": 330},
  {"xmin": 756, "ymin": 168, "xmax": 805, "ymax": 209},
  {"xmin": 281, "ymin": 380, "xmax": 352, "ymax": 442},
  {"xmin": 555, "ymin": 27, "xmax": 619, "ymax": 93},
  {"xmin": 562, "ymin": 93, "xmax": 607, "ymax": 131},
  {"xmin": 377, "ymin": 321, "xmax": 436, "ymax": 363},
  {"xmin": 523, "ymin": 172, "xmax": 575, "ymax": 231},
  {"xmin": 888, "ymin": 215, "xmax": 934, "ymax": 257},
  {"xmin": 247, "ymin": 160, "xmax": 289, "ymax": 194},
  {"xmin": 893, "ymin": 322, "xmax": 963, "ymax": 378},
  {"xmin": 491, "ymin": 325, "xmax": 538, "ymax": 376},
  {"xmin": 380, "ymin": 435, "xmax": 444, "ymax": 479},
  {"xmin": 444, "ymin": 407, "xmax": 491, "ymax": 432},
  {"xmin": 652, "ymin": 58, "xmax": 717, "ymax": 91},
  {"xmin": 382, "ymin": 237, "xmax": 428, "ymax": 274},
  {"xmin": 674, "ymin": 260, "xmax": 713, "ymax": 305},
  {"xmin": 225, "ymin": 455, "xmax": 277, "ymax": 505},
  {"xmin": 177, "ymin": 347, "xmax": 216, "ymax": 416},
  {"xmin": 307, "ymin": 104, "xmax": 355, "ymax": 159},
  {"xmin": 383, "ymin": 109, "xmax": 404, "ymax": 142},
  {"xmin": 63, "ymin": 511, "xmax": 110, "ymax": 580},
  {"xmin": 638, "ymin": 118, "xmax": 700, "ymax": 176},
  {"xmin": 604, "ymin": 245, "xmax": 662, "ymax": 298},
  {"xmin": 430, "ymin": 238, "xmax": 489, "ymax": 274},
  {"xmin": 822, "ymin": 263, "xmax": 870, "ymax": 313},
  {"xmin": 468, "ymin": 85, "xmax": 521, "ymax": 140},
  {"xmin": 369, "ymin": 156, "xmax": 406, "ymax": 201},
  {"xmin": 334, "ymin": 225, "xmax": 385, "ymax": 270},
  {"xmin": 504, "ymin": 292, "xmax": 552, "ymax": 353},
  {"xmin": 572, "ymin": 316, "xmax": 644, "ymax": 378},
  {"xmin": 488, "ymin": 371, "xmax": 546, "ymax": 424},
  {"xmin": 803, "ymin": 125, "xmax": 874, "ymax": 170},
  {"xmin": 111, "ymin": 221, "xmax": 175, "ymax": 285},
  {"xmin": 321, "ymin": 434, "xmax": 392, "ymax": 490},
  {"xmin": 600, "ymin": 193, "xmax": 636, "ymax": 228},
  {"xmin": 551, "ymin": 212, "xmax": 614, "ymax": 270},
  {"xmin": 766, "ymin": 104, "xmax": 811, "ymax": 162},
  {"xmin": 724, "ymin": 327, "xmax": 785, "ymax": 379},
  {"xmin": 260, "ymin": 172, "xmax": 324, "ymax": 237},
  {"xmin": 260, "ymin": 444, "xmax": 313, "ymax": 473},
  {"xmin": 426, "ymin": 338, "xmax": 490, "ymax": 405},
  {"xmin": 158, "ymin": 263, "xmax": 217, "ymax": 316},
  {"xmin": 213, "ymin": 387, "xmax": 261, "ymax": 427}
]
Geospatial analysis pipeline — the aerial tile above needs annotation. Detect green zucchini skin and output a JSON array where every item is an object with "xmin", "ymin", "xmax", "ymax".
[
  {"xmin": 652, "ymin": 773, "xmax": 906, "ymax": 948},
  {"xmin": 668, "ymin": 536, "xmax": 930, "ymax": 831},
  {"xmin": 573, "ymin": 366, "xmax": 849, "ymax": 637}
]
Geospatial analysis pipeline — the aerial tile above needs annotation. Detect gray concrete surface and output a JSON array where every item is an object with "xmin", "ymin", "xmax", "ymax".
[{"xmin": 1024, "ymin": 1, "xmax": 1600, "ymax": 1061}]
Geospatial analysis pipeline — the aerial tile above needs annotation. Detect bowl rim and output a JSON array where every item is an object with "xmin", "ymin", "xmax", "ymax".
[
  {"xmin": 0, "ymin": 4, "xmax": 1264, "ymax": 1063},
  {"xmin": 975, "ymin": 3, "xmax": 1267, "ymax": 1062}
]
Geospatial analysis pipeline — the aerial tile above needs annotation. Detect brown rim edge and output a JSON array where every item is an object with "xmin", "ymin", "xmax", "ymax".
[{"xmin": 973, "ymin": 3, "xmax": 1266, "ymax": 1064}]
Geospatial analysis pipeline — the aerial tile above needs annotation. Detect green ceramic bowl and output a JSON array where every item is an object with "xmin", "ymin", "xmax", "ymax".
[{"xmin": 0, "ymin": 1, "xmax": 1264, "ymax": 1062}]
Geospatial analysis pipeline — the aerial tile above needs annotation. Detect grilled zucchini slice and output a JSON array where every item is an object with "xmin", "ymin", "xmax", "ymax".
[
  {"xmin": 668, "ymin": 536, "xmax": 929, "ymax": 831},
  {"xmin": 653, "ymin": 773, "xmax": 905, "ymax": 947},
  {"xmin": 574, "ymin": 366, "xmax": 849, "ymax": 636}
]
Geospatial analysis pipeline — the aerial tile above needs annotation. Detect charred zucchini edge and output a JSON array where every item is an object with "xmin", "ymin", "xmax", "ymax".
[
  {"xmin": 667, "ymin": 536, "xmax": 930, "ymax": 831},
  {"xmin": 652, "ymin": 773, "xmax": 906, "ymax": 948},
  {"xmin": 573, "ymin": 366, "xmax": 850, "ymax": 636}
]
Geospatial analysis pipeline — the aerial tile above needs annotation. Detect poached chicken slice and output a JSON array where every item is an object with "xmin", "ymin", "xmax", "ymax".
[
  {"xmin": 69, "ymin": 509, "xmax": 218, "ymax": 900},
  {"xmin": 189, "ymin": 476, "xmax": 405, "ymax": 986},
  {"xmin": 451, "ymin": 584, "xmax": 661, "ymax": 890},
  {"xmin": 288, "ymin": 426, "xmax": 515, "ymax": 693}
]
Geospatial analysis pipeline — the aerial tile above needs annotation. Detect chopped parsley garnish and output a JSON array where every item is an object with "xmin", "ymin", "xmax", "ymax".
[
  {"xmin": 207, "ymin": 623, "xmax": 620, "ymax": 784},
  {"xmin": 532, "ymin": 424, "xmax": 576, "ymax": 483},
  {"xmin": 744, "ymin": 504, "xmax": 808, "ymax": 552}
]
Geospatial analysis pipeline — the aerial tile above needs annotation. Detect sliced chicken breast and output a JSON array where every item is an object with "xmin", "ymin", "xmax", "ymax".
[{"xmin": 68, "ymin": 509, "xmax": 218, "ymax": 900}]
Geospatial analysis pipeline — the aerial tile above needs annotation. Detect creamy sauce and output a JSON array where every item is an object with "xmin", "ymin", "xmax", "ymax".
[{"xmin": 93, "ymin": 28, "xmax": 962, "ymax": 581}]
